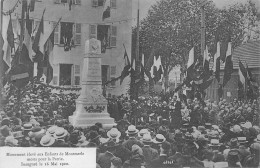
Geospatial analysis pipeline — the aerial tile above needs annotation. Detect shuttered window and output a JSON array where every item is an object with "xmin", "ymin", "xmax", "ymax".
[
  {"xmin": 89, "ymin": 24, "xmax": 97, "ymax": 39},
  {"xmin": 74, "ymin": 0, "xmax": 81, "ymax": 5},
  {"xmin": 110, "ymin": 66, "xmax": 116, "ymax": 76},
  {"xmin": 110, "ymin": 25, "xmax": 117, "ymax": 47},
  {"xmin": 74, "ymin": 23, "xmax": 81, "ymax": 45},
  {"xmin": 53, "ymin": 22, "xmax": 60, "ymax": 44}
]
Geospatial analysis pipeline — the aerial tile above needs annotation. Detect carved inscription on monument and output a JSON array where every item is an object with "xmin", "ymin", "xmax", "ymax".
[{"xmin": 87, "ymin": 58, "xmax": 101, "ymax": 81}]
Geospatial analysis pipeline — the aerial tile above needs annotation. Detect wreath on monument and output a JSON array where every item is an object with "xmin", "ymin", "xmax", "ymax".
[{"xmin": 84, "ymin": 105, "xmax": 106, "ymax": 113}]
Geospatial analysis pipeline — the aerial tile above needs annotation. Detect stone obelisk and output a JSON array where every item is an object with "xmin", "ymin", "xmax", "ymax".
[{"xmin": 69, "ymin": 38, "xmax": 115, "ymax": 128}]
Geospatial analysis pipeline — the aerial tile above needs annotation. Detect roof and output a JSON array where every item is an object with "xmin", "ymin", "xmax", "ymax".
[{"xmin": 231, "ymin": 40, "xmax": 260, "ymax": 69}]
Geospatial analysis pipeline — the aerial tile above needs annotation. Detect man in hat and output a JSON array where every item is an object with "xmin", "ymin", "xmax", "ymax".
[
  {"xmin": 170, "ymin": 96, "xmax": 182, "ymax": 129},
  {"xmin": 97, "ymin": 140, "xmax": 118, "ymax": 168},
  {"xmin": 141, "ymin": 134, "xmax": 158, "ymax": 168},
  {"xmin": 122, "ymin": 125, "xmax": 143, "ymax": 151},
  {"xmin": 53, "ymin": 127, "xmax": 69, "ymax": 147}
]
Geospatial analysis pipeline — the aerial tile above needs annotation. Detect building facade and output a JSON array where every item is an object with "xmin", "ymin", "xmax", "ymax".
[{"xmin": 4, "ymin": 0, "xmax": 132, "ymax": 96}]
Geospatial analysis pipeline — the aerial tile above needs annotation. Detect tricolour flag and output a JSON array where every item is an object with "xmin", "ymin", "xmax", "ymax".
[
  {"xmin": 32, "ymin": 9, "xmax": 45, "ymax": 54},
  {"xmin": 186, "ymin": 47, "xmax": 195, "ymax": 81},
  {"xmin": 203, "ymin": 45, "xmax": 210, "ymax": 72},
  {"xmin": 102, "ymin": 0, "xmax": 111, "ymax": 20},
  {"xmin": 7, "ymin": 15, "xmax": 15, "ymax": 50},
  {"xmin": 222, "ymin": 42, "xmax": 233, "ymax": 87},
  {"xmin": 238, "ymin": 60, "xmax": 247, "ymax": 89},
  {"xmin": 43, "ymin": 30, "xmax": 54, "ymax": 84},
  {"xmin": 213, "ymin": 42, "xmax": 220, "ymax": 82},
  {"xmin": 120, "ymin": 46, "xmax": 131, "ymax": 84}
]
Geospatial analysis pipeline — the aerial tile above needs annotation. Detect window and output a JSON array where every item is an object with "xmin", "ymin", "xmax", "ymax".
[
  {"xmin": 61, "ymin": 0, "xmax": 67, "ymax": 3},
  {"xmin": 110, "ymin": 25, "xmax": 117, "ymax": 47},
  {"xmin": 102, "ymin": 65, "xmax": 110, "ymax": 85},
  {"xmin": 110, "ymin": 66, "xmax": 116, "ymax": 76},
  {"xmin": 89, "ymin": 25, "xmax": 97, "ymax": 39},
  {"xmin": 111, "ymin": 0, "xmax": 116, "ymax": 8},
  {"xmin": 54, "ymin": 0, "xmax": 61, "ymax": 4},
  {"xmin": 92, "ymin": 0, "xmax": 104, "ymax": 7},
  {"xmin": 97, "ymin": 25, "xmax": 109, "ymax": 53},
  {"xmin": 74, "ymin": 23, "xmax": 81, "ymax": 45},
  {"xmin": 60, "ymin": 64, "xmax": 73, "ymax": 85},
  {"xmin": 53, "ymin": 22, "xmax": 60, "ymax": 44}
]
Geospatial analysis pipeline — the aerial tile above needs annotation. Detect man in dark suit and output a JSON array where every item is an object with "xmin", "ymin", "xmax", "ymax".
[
  {"xmin": 122, "ymin": 125, "xmax": 143, "ymax": 151},
  {"xmin": 141, "ymin": 134, "xmax": 159, "ymax": 168},
  {"xmin": 170, "ymin": 96, "xmax": 182, "ymax": 129},
  {"xmin": 97, "ymin": 140, "xmax": 117, "ymax": 168}
]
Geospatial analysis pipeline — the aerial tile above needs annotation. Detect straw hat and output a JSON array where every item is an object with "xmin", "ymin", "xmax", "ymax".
[
  {"xmin": 28, "ymin": 126, "xmax": 45, "ymax": 142},
  {"xmin": 141, "ymin": 134, "xmax": 153, "ymax": 143},
  {"xmin": 107, "ymin": 128, "xmax": 121, "ymax": 140},
  {"xmin": 12, "ymin": 131, "xmax": 24, "ymax": 139},
  {"xmin": 153, "ymin": 134, "xmax": 166, "ymax": 144},
  {"xmin": 138, "ymin": 129, "xmax": 149, "ymax": 137},
  {"xmin": 40, "ymin": 135, "xmax": 56, "ymax": 147},
  {"xmin": 46, "ymin": 126, "xmax": 59, "ymax": 136},
  {"xmin": 230, "ymin": 125, "xmax": 242, "ymax": 133},
  {"xmin": 209, "ymin": 139, "xmax": 221, "ymax": 146},
  {"xmin": 5, "ymin": 136, "xmax": 18, "ymax": 146},
  {"xmin": 23, "ymin": 123, "xmax": 33, "ymax": 131},
  {"xmin": 126, "ymin": 125, "xmax": 139, "ymax": 135},
  {"xmin": 54, "ymin": 127, "xmax": 68, "ymax": 139},
  {"xmin": 241, "ymin": 122, "xmax": 252, "ymax": 129}
]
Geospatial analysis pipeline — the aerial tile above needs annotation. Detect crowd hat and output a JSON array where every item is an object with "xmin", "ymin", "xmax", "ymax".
[
  {"xmin": 153, "ymin": 134, "xmax": 166, "ymax": 144},
  {"xmin": 209, "ymin": 139, "xmax": 221, "ymax": 146},
  {"xmin": 104, "ymin": 140, "xmax": 119, "ymax": 149},
  {"xmin": 5, "ymin": 136, "xmax": 19, "ymax": 146},
  {"xmin": 28, "ymin": 126, "xmax": 46, "ymax": 142},
  {"xmin": 230, "ymin": 125, "xmax": 242, "ymax": 133},
  {"xmin": 107, "ymin": 128, "xmax": 121, "ymax": 140},
  {"xmin": 23, "ymin": 123, "xmax": 33, "ymax": 131},
  {"xmin": 46, "ymin": 126, "xmax": 59, "ymax": 136},
  {"xmin": 12, "ymin": 131, "xmax": 24, "ymax": 139},
  {"xmin": 212, "ymin": 125, "xmax": 222, "ymax": 133},
  {"xmin": 126, "ymin": 125, "xmax": 139, "ymax": 135},
  {"xmin": 254, "ymin": 134, "xmax": 260, "ymax": 142},
  {"xmin": 205, "ymin": 123, "xmax": 212, "ymax": 129},
  {"xmin": 0, "ymin": 125, "xmax": 10, "ymax": 137},
  {"xmin": 40, "ymin": 135, "xmax": 56, "ymax": 147},
  {"xmin": 138, "ymin": 129, "xmax": 149, "ymax": 137},
  {"xmin": 228, "ymin": 138, "xmax": 239, "ymax": 148},
  {"xmin": 54, "ymin": 127, "xmax": 68, "ymax": 139},
  {"xmin": 227, "ymin": 150, "xmax": 240, "ymax": 162},
  {"xmin": 197, "ymin": 134, "xmax": 209, "ymax": 142},
  {"xmin": 35, "ymin": 133, "xmax": 45, "ymax": 145},
  {"xmin": 141, "ymin": 134, "xmax": 153, "ymax": 143},
  {"xmin": 237, "ymin": 137, "xmax": 248, "ymax": 145},
  {"xmin": 241, "ymin": 122, "xmax": 252, "ymax": 129},
  {"xmin": 198, "ymin": 126, "xmax": 206, "ymax": 133}
]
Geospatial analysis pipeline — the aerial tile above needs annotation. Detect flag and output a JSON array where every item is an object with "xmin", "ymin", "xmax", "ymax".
[
  {"xmin": 32, "ymin": 9, "xmax": 45, "ymax": 53},
  {"xmin": 120, "ymin": 47, "xmax": 131, "ymax": 84},
  {"xmin": 43, "ymin": 31, "xmax": 54, "ymax": 84},
  {"xmin": 20, "ymin": 43, "xmax": 34, "ymax": 78},
  {"xmin": 213, "ymin": 42, "xmax": 220, "ymax": 82},
  {"xmin": 223, "ymin": 42, "xmax": 233, "ymax": 87},
  {"xmin": 220, "ymin": 41, "xmax": 228, "ymax": 63},
  {"xmin": 238, "ymin": 60, "xmax": 247, "ymax": 88},
  {"xmin": 24, "ymin": 12, "xmax": 33, "ymax": 61},
  {"xmin": 186, "ymin": 47, "xmax": 195, "ymax": 81},
  {"xmin": 131, "ymin": 59, "xmax": 135, "ymax": 71},
  {"xmin": 29, "ymin": 0, "xmax": 36, "ymax": 12},
  {"xmin": 102, "ymin": 0, "xmax": 111, "ymax": 20},
  {"xmin": 7, "ymin": 15, "xmax": 15, "ymax": 50},
  {"xmin": 154, "ymin": 65, "xmax": 163, "ymax": 83},
  {"xmin": 203, "ymin": 45, "xmax": 210, "ymax": 72},
  {"xmin": 246, "ymin": 62, "xmax": 259, "ymax": 94},
  {"xmin": 218, "ymin": 84, "xmax": 223, "ymax": 99},
  {"xmin": 199, "ymin": 77, "xmax": 214, "ymax": 91}
]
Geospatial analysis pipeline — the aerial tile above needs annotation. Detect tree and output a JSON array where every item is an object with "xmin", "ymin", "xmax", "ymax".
[{"xmin": 132, "ymin": 0, "xmax": 259, "ymax": 95}]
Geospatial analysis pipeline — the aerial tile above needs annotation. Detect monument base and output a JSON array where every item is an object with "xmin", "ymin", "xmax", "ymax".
[{"xmin": 69, "ymin": 112, "xmax": 116, "ymax": 129}]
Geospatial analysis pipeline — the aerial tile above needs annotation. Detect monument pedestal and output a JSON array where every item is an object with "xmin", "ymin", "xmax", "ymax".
[{"xmin": 69, "ymin": 39, "xmax": 115, "ymax": 129}]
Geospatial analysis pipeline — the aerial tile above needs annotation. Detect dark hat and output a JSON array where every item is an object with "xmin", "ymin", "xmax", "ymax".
[
  {"xmin": 228, "ymin": 138, "xmax": 239, "ymax": 148},
  {"xmin": 205, "ymin": 123, "xmax": 212, "ymax": 129},
  {"xmin": 0, "ymin": 125, "xmax": 10, "ymax": 137},
  {"xmin": 88, "ymin": 131, "xmax": 100, "ymax": 141}
]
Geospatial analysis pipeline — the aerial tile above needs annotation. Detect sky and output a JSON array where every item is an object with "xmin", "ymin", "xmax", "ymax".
[{"xmin": 132, "ymin": 0, "xmax": 248, "ymax": 22}]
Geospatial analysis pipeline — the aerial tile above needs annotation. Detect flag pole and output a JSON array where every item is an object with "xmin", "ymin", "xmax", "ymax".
[{"xmin": 0, "ymin": 0, "xmax": 5, "ymax": 110}]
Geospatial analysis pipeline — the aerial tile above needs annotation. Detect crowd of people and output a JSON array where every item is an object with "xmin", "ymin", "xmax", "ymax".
[{"xmin": 0, "ymin": 83, "xmax": 260, "ymax": 168}]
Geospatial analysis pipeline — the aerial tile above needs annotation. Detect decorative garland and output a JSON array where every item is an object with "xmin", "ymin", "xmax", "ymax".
[
  {"xmin": 35, "ymin": 81, "xmax": 81, "ymax": 91},
  {"xmin": 2, "ymin": 0, "xmax": 21, "ymax": 16}
]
